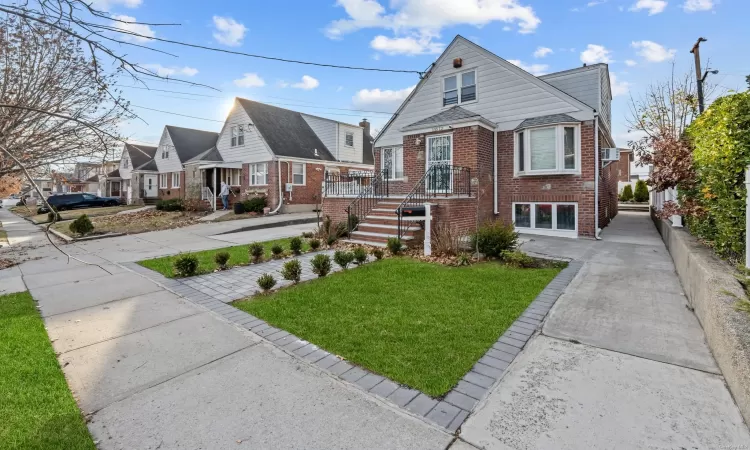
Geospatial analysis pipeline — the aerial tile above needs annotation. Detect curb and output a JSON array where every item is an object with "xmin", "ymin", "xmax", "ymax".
[{"xmin": 216, "ymin": 217, "xmax": 319, "ymax": 235}]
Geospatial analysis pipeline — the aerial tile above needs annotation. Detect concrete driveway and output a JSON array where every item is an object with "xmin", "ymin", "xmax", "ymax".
[{"xmin": 457, "ymin": 211, "xmax": 750, "ymax": 449}]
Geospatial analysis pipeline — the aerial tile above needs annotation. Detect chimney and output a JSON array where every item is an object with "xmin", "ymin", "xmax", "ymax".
[{"xmin": 359, "ymin": 118, "xmax": 371, "ymax": 136}]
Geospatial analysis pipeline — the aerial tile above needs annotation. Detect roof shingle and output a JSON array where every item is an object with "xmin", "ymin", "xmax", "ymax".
[
  {"xmin": 402, "ymin": 106, "xmax": 493, "ymax": 131},
  {"xmin": 514, "ymin": 114, "xmax": 579, "ymax": 130}
]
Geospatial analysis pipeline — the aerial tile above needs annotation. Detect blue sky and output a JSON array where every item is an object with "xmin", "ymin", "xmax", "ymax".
[{"xmin": 98, "ymin": 0, "xmax": 749, "ymax": 148}]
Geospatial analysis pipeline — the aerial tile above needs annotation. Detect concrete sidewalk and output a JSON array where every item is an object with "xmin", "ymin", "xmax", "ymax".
[{"xmin": 457, "ymin": 212, "xmax": 750, "ymax": 449}]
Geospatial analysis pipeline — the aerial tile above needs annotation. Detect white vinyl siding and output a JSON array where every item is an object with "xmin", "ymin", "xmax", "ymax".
[
  {"xmin": 513, "ymin": 202, "xmax": 578, "ymax": 237},
  {"xmin": 345, "ymin": 132, "xmax": 354, "ymax": 147},
  {"xmin": 515, "ymin": 124, "xmax": 580, "ymax": 175},
  {"xmin": 154, "ymin": 127, "xmax": 183, "ymax": 174},
  {"xmin": 172, "ymin": 171, "xmax": 180, "ymax": 188},
  {"xmin": 337, "ymin": 124, "xmax": 363, "ymax": 163},
  {"xmin": 540, "ymin": 65, "xmax": 611, "ymax": 130},
  {"xmin": 292, "ymin": 163, "xmax": 305, "ymax": 185},
  {"xmin": 250, "ymin": 163, "xmax": 268, "ymax": 185},
  {"xmin": 376, "ymin": 38, "xmax": 593, "ymax": 148},
  {"xmin": 118, "ymin": 145, "xmax": 132, "ymax": 181},
  {"xmin": 216, "ymin": 101, "xmax": 274, "ymax": 163},
  {"xmin": 301, "ymin": 114, "xmax": 337, "ymax": 156}
]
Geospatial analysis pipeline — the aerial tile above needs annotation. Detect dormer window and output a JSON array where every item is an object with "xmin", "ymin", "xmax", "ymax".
[{"xmin": 443, "ymin": 70, "xmax": 476, "ymax": 106}]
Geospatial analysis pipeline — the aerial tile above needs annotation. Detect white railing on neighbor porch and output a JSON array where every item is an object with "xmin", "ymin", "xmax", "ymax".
[{"xmin": 201, "ymin": 186, "xmax": 215, "ymax": 211}]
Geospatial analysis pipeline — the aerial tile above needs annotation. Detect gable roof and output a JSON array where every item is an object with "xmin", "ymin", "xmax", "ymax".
[
  {"xmin": 514, "ymin": 113, "xmax": 579, "ymax": 130},
  {"xmin": 186, "ymin": 146, "xmax": 223, "ymax": 163},
  {"xmin": 106, "ymin": 169, "xmax": 121, "ymax": 178},
  {"xmin": 134, "ymin": 160, "xmax": 157, "ymax": 171},
  {"xmin": 125, "ymin": 143, "xmax": 157, "ymax": 169},
  {"xmin": 165, "ymin": 126, "xmax": 219, "ymax": 163},
  {"xmin": 236, "ymin": 98, "xmax": 336, "ymax": 161},
  {"xmin": 403, "ymin": 106, "xmax": 494, "ymax": 131}
]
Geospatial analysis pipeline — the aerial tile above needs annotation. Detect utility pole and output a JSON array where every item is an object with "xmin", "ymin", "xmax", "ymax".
[{"xmin": 690, "ymin": 37, "xmax": 707, "ymax": 113}]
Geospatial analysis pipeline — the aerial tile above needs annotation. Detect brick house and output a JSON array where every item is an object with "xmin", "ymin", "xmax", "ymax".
[{"xmin": 322, "ymin": 35, "xmax": 618, "ymax": 244}]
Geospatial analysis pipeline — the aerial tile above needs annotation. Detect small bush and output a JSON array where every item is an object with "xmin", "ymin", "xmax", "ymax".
[
  {"xmin": 634, "ymin": 180, "xmax": 649, "ymax": 203},
  {"xmin": 334, "ymin": 250, "xmax": 355, "ymax": 269},
  {"xmin": 257, "ymin": 273, "xmax": 277, "ymax": 292},
  {"xmin": 326, "ymin": 235, "xmax": 337, "ymax": 246},
  {"xmin": 47, "ymin": 211, "xmax": 62, "ymax": 222},
  {"xmin": 301, "ymin": 231, "xmax": 314, "ymax": 239},
  {"xmin": 289, "ymin": 236, "xmax": 303, "ymax": 255},
  {"xmin": 69, "ymin": 214, "xmax": 94, "ymax": 235},
  {"xmin": 309, "ymin": 238, "xmax": 321, "ymax": 250},
  {"xmin": 281, "ymin": 259, "xmax": 302, "ymax": 284},
  {"xmin": 214, "ymin": 251, "xmax": 230, "ymax": 269},
  {"xmin": 372, "ymin": 248, "xmax": 384, "ymax": 260},
  {"xmin": 352, "ymin": 247, "xmax": 368, "ymax": 264},
  {"xmin": 386, "ymin": 237, "xmax": 402, "ymax": 255},
  {"xmin": 470, "ymin": 221, "xmax": 518, "ymax": 258},
  {"xmin": 311, "ymin": 254, "xmax": 332, "ymax": 277},
  {"xmin": 156, "ymin": 198, "xmax": 184, "ymax": 212},
  {"xmin": 347, "ymin": 214, "xmax": 359, "ymax": 232},
  {"xmin": 271, "ymin": 244, "xmax": 284, "ymax": 258},
  {"xmin": 174, "ymin": 254, "xmax": 199, "ymax": 277},
  {"xmin": 243, "ymin": 196, "xmax": 267, "ymax": 213},
  {"xmin": 501, "ymin": 250, "xmax": 536, "ymax": 268},
  {"xmin": 248, "ymin": 242, "xmax": 265, "ymax": 263},
  {"xmin": 619, "ymin": 185, "xmax": 634, "ymax": 202},
  {"xmin": 433, "ymin": 223, "xmax": 464, "ymax": 257},
  {"xmin": 455, "ymin": 252, "xmax": 472, "ymax": 266}
]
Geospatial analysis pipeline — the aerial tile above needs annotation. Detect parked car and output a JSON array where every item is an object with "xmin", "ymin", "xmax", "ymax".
[{"xmin": 37, "ymin": 193, "xmax": 120, "ymax": 213}]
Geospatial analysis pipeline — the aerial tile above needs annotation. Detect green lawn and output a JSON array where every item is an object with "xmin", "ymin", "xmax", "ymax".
[
  {"xmin": 138, "ymin": 237, "xmax": 311, "ymax": 278},
  {"xmin": 235, "ymin": 258, "xmax": 561, "ymax": 397},
  {"xmin": 0, "ymin": 292, "xmax": 95, "ymax": 449}
]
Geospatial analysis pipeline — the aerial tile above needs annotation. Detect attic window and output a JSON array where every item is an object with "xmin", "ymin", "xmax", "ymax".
[
  {"xmin": 443, "ymin": 70, "xmax": 476, "ymax": 106},
  {"xmin": 345, "ymin": 132, "xmax": 354, "ymax": 147},
  {"xmin": 230, "ymin": 125, "xmax": 244, "ymax": 147}
]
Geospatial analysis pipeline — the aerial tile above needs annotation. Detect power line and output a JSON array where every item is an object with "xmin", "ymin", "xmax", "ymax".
[{"xmin": 130, "ymin": 105, "xmax": 225, "ymax": 123}]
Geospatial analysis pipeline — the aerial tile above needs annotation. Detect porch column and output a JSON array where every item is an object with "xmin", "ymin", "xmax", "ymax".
[{"xmin": 212, "ymin": 169, "xmax": 217, "ymax": 211}]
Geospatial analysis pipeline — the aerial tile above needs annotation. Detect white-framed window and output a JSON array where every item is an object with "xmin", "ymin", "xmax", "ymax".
[
  {"xmin": 231, "ymin": 126, "xmax": 242, "ymax": 147},
  {"xmin": 159, "ymin": 173, "xmax": 168, "ymax": 188},
  {"xmin": 219, "ymin": 168, "xmax": 241, "ymax": 186},
  {"xmin": 292, "ymin": 163, "xmax": 305, "ymax": 185},
  {"xmin": 515, "ymin": 124, "xmax": 580, "ymax": 175},
  {"xmin": 381, "ymin": 147, "xmax": 404, "ymax": 180},
  {"xmin": 237, "ymin": 125, "xmax": 244, "ymax": 146},
  {"xmin": 512, "ymin": 202, "xmax": 578, "ymax": 236},
  {"xmin": 250, "ymin": 163, "xmax": 267, "ymax": 186},
  {"xmin": 123, "ymin": 158, "xmax": 129, "ymax": 169},
  {"xmin": 161, "ymin": 145, "xmax": 170, "ymax": 159},
  {"xmin": 172, "ymin": 171, "xmax": 180, "ymax": 188},
  {"xmin": 443, "ymin": 70, "xmax": 476, "ymax": 106},
  {"xmin": 345, "ymin": 132, "xmax": 354, "ymax": 147}
]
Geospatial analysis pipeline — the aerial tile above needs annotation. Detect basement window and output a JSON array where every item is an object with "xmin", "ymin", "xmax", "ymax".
[{"xmin": 513, "ymin": 202, "xmax": 577, "ymax": 236}]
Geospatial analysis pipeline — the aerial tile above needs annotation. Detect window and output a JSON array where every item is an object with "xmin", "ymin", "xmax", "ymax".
[
  {"xmin": 516, "ymin": 124, "xmax": 580, "ymax": 175},
  {"xmin": 292, "ymin": 163, "xmax": 305, "ymax": 185},
  {"xmin": 345, "ymin": 132, "xmax": 354, "ymax": 147},
  {"xmin": 237, "ymin": 125, "xmax": 245, "ymax": 146},
  {"xmin": 230, "ymin": 126, "xmax": 237, "ymax": 147},
  {"xmin": 381, "ymin": 147, "xmax": 404, "ymax": 180},
  {"xmin": 123, "ymin": 158, "xmax": 129, "ymax": 169},
  {"xmin": 172, "ymin": 172, "xmax": 180, "ymax": 188},
  {"xmin": 159, "ymin": 173, "xmax": 168, "ymax": 188},
  {"xmin": 513, "ymin": 202, "xmax": 577, "ymax": 235},
  {"xmin": 161, "ymin": 145, "xmax": 170, "ymax": 159},
  {"xmin": 219, "ymin": 168, "xmax": 241, "ymax": 186},
  {"xmin": 443, "ymin": 70, "xmax": 476, "ymax": 106},
  {"xmin": 250, "ymin": 163, "xmax": 267, "ymax": 186}
]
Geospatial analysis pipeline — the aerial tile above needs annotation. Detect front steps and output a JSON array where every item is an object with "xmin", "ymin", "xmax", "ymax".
[{"xmin": 345, "ymin": 200, "xmax": 424, "ymax": 247}]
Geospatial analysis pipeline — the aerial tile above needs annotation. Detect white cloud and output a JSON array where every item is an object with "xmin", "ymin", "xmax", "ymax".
[
  {"xmin": 533, "ymin": 46, "xmax": 553, "ymax": 58},
  {"xmin": 587, "ymin": 0, "xmax": 607, "ymax": 5},
  {"xmin": 212, "ymin": 16, "xmax": 247, "ymax": 47},
  {"xmin": 112, "ymin": 15, "xmax": 154, "ymax": 43},
  {"xmin": 337, "ymin": 86, "xmax": 344, "ymax": 92},
  {"xmin": 631, "ymin": 40, "xmax": 675, "ymax": 62},
  {"xmin": 630, "ymin": 0, "xmax": 668, "ymax": 15},
  {"xmin": 91, "ymin": 0, "xmax": 141, "ymax": 10},
  {"xmin": 625, "ymin": 59, "xmax": 638, "ymax": 66},
  {"xmin": 507, "ymin": 59, "xmax": 549, "ymax": 76},
  {"xmin": 234, "ymin": 73, "xmax": 265, "ymax": 88},
  {"xmin": 141, "ymin": 64, "xmax": 198, "ymax": 77},
  {"xmin": 352, "ymin": 85, "xmax": 416, "ymax": 111},
  {"xmin": 683, "ymin": 0, "xmax": 714, "ymax": 11},
  {"xmin": 292, "ymin": 75, "xmax": 320, "ymax": 90},
  {"xmin": 610, "ymin": 73, "xmax": 631, "ymax": 97},
  {"xmin": 370, "ymin": 35, "xmax": 444, "ymax": 55},
  {"xmin": 580, "ymin": 44, "xmax": 613, "ymax": 64}
]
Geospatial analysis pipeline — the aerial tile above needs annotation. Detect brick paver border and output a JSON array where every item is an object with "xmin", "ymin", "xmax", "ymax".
[{"xmin": 126, "ymin": 256, "xmax": 583, "ymax": 433}]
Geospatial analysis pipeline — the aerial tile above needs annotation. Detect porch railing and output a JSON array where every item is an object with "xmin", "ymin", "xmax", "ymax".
[
  {"xmin": 201, "ymin": 186, "xmax": 215, "ymax": 211},
  {"xmin": 345, "ymin": 169, "xmax": 390, "ymax": 236},
  {"xmin": 396, "ymin": 165, "xmax": 472, "ymax": 239},
  {"xmin": 324, "ymin": 171, "xmax": 379, "ymax": 197}
]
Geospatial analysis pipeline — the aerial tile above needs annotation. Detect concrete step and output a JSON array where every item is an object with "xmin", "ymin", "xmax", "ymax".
[
  {"xmin": 371, "ymin": 208, "xmax": 399, "ymax": 215},
  {"xmin": 341, "ymin": 239, "xmax": 387, "ymax": 248},
  {"xmin": 357, "ymin": 223, "xmax": 421, "ymax": 232},
  {"xmin": 350, "ymin": 230, "xmax": 414, "ymax": 244}
]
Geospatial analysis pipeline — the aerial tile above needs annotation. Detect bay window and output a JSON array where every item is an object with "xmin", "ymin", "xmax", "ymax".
[
  {"xmin": 513, "ymin": 202, "xmax": 577, "ymax": 236},
  {"xmin": 292, "ymin": 163, "xmax": 305, "ymax": 185},
  {"xmin": 381, "ymin": 147, "xmax": 403, "ymax": 180},
  {"xmin": 250, "ymin": 163, "xmax": 267, "ymax": 186},
  {"xmin": 515, "ymin": 124, "xmax": 580, "ymax": 175},
  {"xmin": 443, "ymin": 70, "xmax": 476, "ymax": 106}
]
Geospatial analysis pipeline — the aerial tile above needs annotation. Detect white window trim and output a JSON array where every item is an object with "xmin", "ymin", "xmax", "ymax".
[
  {"xmin": 159, "ymin": 173, "xmax": 168, "ymax": 188},
  {"xmin": 172, "ymin": 171, "xmax": 180, "ymax": 188},
  {"xmin": 345, "ymin": 131, "xmax": 354, "ymax": 147},
  {"xmin": 514, "ymin": 123, "xmax": 581, "ymax": 176},
  {"xmin": 291, "ymin": 163, "xmax": 306, "ymax": 186},
  {"xmin": 230, "ymin": 126, "xmax": 238, "ymax": 147},
  {"xmin": 512, "ymin": 202, "xmax": 578, "ymax": 238},
  {"xmin": 381, "ymin": 147, "xmax": 404, "ymax": 181},
  {"xmin": 443, "ymin": 69, "xmax": 477, "ymax": 107},
  {"xmin": 250, "ymin": 163, "xmax": 268, "ymax": 186},
  {"xmin": 237, "ymin": 125, "xmax": 245, "ymax": 146}
]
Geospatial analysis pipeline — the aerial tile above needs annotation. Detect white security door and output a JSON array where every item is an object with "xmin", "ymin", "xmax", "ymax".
[
  {"xmin": 426, "ymin": 135, "xmax": 453, "ymax": 193},
  {"xmin": 144, "ymin": 175, "xmax": 157, "ymax": 198}
]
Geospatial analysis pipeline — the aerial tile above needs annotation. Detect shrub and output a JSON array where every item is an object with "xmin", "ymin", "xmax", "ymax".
[
  {"xmin": 174, "ymin": 254, "xmax": 199, "ymax": 277},
  {"xmin": 280, "ymin": 259, "xmax": 302, "ymax": 284},
  {"xmin": 386, "ymin": 237, "xmax": 402, "ymax": 255},
  {"xmin": 455, "ymin": 252, "xmax": 472, "ymax": 266},
  {"xmin": 243, "ymin": 196, "xmax": 267, "ymax": 213},
  {"xmin": 311, "ymin": 254, "xmax": 332, "ymax": 277},
  {"xmin": 433, "ymin": 223, "xmax": 464, "ymax": 256},
  {"xmin": 47, "ymin": 211, "xmax": 62, "ymax": 222},
  {"xmin": 501, "ymin": 250, "xmax": 536, "ymax": 268},
  {"xmin": 309, "ymin": 238, "xmax": 321, "ymax": 251},
  {"xmin": 619, "ymin": 184, "xmax": 634, "ymax": 202},
  {"xmin": 352, "ymin": 247, "xmax": 368, "ymax": 264},
  {"xmin": 326, "ymin": 235, "xmax": 337, "ymax": 246},
  {"xmin": 69, "ymin": 214, "xmax": 94, "ymax": 235},
  {"xmin": 248, "ymin": 242, "xmax": 265, "ymax": 263},
  {"xmin": 372, "ymin": 248, "xmax": 384, "ymax": 260},
  {"xmin": 257, "ymin": 273, "xmax": 277, "ymax": 292},
  {"xmin": 271, "ymin": 244, "xmax": 284, "ymax": 258},
  {"xmin": 334, "ymin": 250, "xmax": 355, "ymax": 269},
  {"xmin": 347, "ymin": 214, "xmax": 359, "ymax": 232},
  {"xmin": 214, "ymin": 251, "xmax": 230, "ymax": 269},
  {"xmin": 289, "ymin": 237, "xmax": 303, "ymax": 255},
  {"xmin": 301, "ymin": 231, "xmax": 314, "ymax": 239},
  {"xmin": 634, "ymin": 180, "xmax": 649, "ymax": 203},
  {"xmin": 470, "ymin": 220, "xmax": 518, "ymax": 258},
  {"xmin": 156, "ymin": 198, "xmax": 184, "ymax": 212}
]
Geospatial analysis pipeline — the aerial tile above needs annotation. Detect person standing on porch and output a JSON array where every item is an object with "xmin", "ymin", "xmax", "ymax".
[{"xmin": 220, "ymin": 181, "xmax": 230, "ymax": 210}]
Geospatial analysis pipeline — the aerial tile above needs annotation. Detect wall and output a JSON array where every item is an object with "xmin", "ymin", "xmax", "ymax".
[
  {"xmin": 301, "ymin": 114, "xmax": 337, "ymax": 158},
  {"xmin": 337, "ymin": 123, "xmax": 364, "ymax": 163},
  {"xmin": 216, "ymin": 101, "xmax": 274, "ymax": 164},
  {"xmin": 599, "ymin": 160, "xmax": 619, "ymax": 228},
  {"xmin": 267, "ymin": 161, "xmax": 325, "ymax": 213},
  {"xmin": 154, "ymin": 128, "xmax": 183, "ymax": 174},
  {"xmin": 539, "ymin": 65, "xmax": 601, "ymax": 113},
  {"xmin": 652, "ymin": 212, "xmax": 750, "ymax": 426},
  {"xmin": 158, "ymin": 171, "xmax": 185, "ymax": 200}
]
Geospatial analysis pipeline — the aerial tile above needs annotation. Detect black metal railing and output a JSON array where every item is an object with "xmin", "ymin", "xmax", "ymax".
[
  {"xmin": 324, "ymin": 171, "xmax": 379, "ymax": 197},
  {"xmin": 345, "ymin": 169, "xmax": 390, "ymax": 236},
  {"xmin": 396, "ymin": 165, "xmax": 472, "ymax": 239}
]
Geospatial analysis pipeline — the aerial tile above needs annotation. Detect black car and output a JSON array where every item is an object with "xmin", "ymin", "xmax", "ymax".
[{"xmin": 37, "ymin": 193, "xmax": 121, "ymax": 213}]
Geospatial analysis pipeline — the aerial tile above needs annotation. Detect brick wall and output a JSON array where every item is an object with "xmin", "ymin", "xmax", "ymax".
[
  {"xmin": 615, "ymin": 150, "xmax": 632, "ymax": 182},
  {"xmin": 158, "ymin": 172, "xmax": 185, "ymax": 200},
  {"xmin": 600, "ymin": 160, "xmax": 619, "ymax": 227},
  {"xmin": 320, "ymin": 197, "xmax": 351, "ymax": 224},
  {"xmin": 430, "ymin": 198, "xmax": 480, "ymax": 237}
]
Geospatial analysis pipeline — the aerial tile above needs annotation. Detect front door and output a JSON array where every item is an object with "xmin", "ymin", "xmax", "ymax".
[
  {"xmin": 426, "ymin": 134, "xmax": 453, "ymax": 193},
  {"xmin": 144, "ymin": 175, "xmax": 157, "ymax": 198}
]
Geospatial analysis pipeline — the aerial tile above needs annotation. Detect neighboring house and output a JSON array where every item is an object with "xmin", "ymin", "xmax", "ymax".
[
  {"xmin": 322, "ymin": 35, "xmax": 619, "ymax": 243},
  {"xmin": 154, "ymin": 125, "xmax": 220, "ymax": 203},
  {"xmin": 103, "ymin": 143, "xmax": 157, "ymax": 204}
]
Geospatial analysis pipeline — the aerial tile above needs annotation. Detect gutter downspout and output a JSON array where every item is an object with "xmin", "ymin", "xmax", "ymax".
[
  {"xmin": 493, "ymin": 126, "xmax": 499, "ymax": 214},
  {"xmin": 594, "ymin": 115, "xmax": 601, "ymax": 240},
  {"xmin": 269, "ymin": 159, "xmax": 284, "ymax": 214}
]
